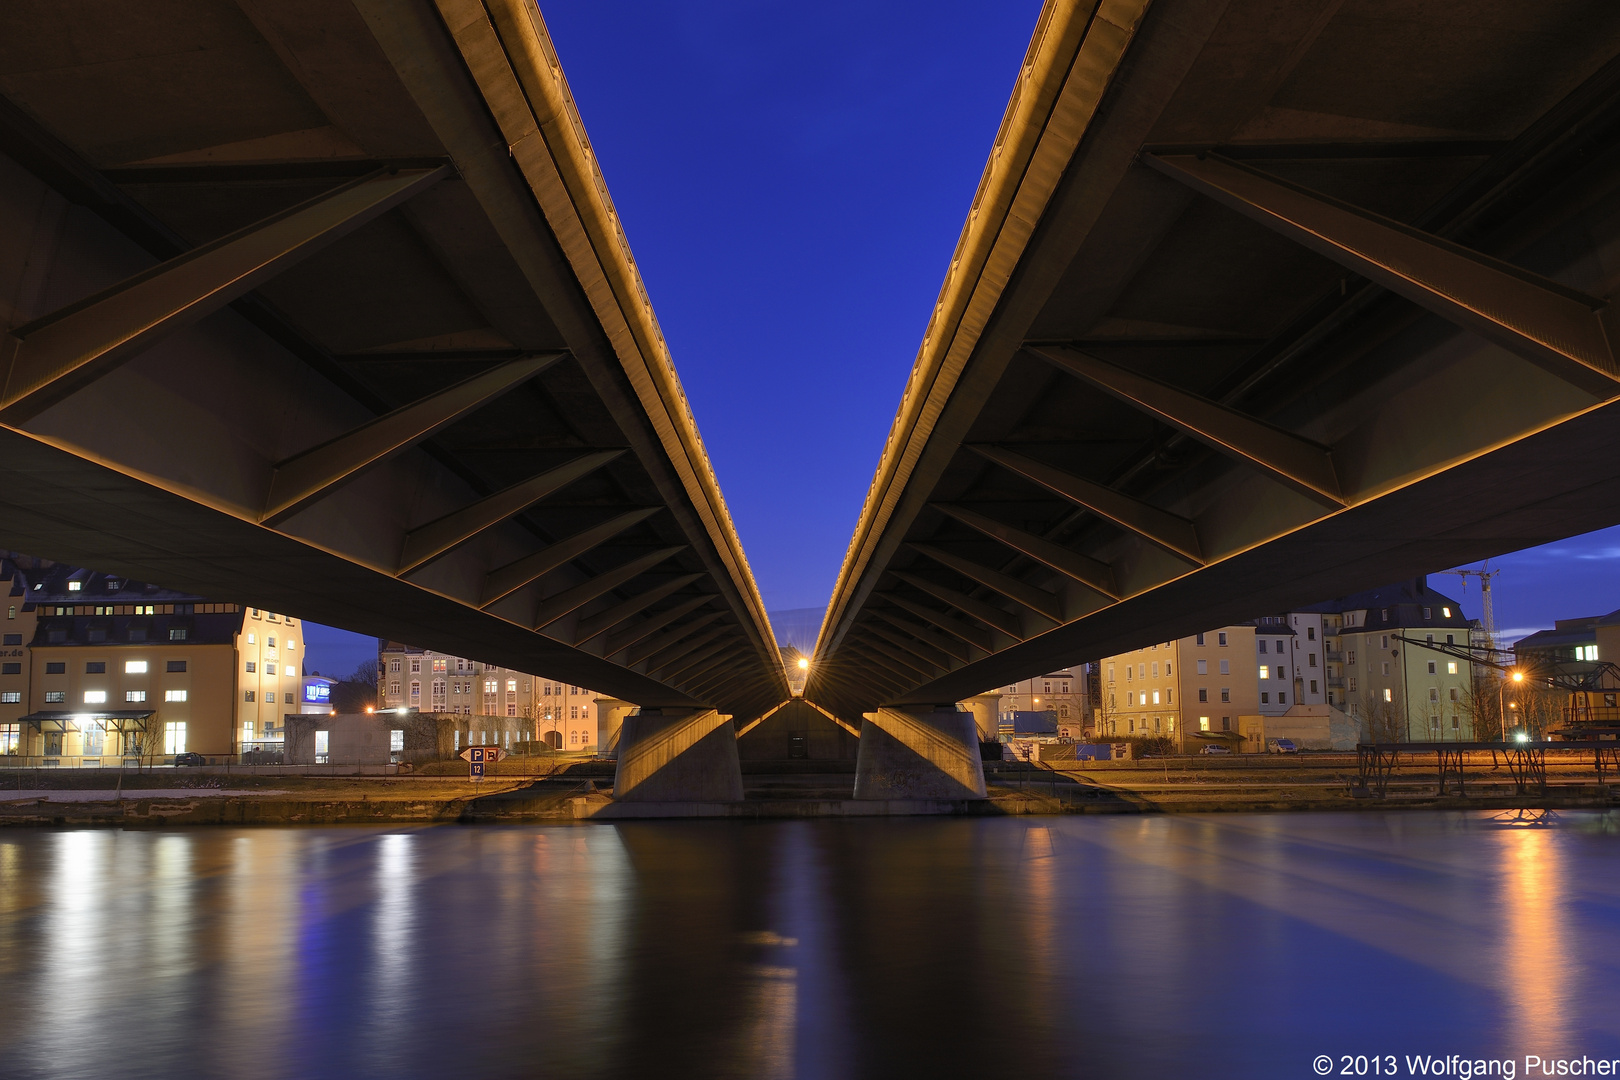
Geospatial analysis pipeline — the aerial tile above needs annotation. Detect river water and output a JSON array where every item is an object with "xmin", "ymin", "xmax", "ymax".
[{"xmin": 2, "ymin": 811, "xmax": 1619, "ymax": 1080}]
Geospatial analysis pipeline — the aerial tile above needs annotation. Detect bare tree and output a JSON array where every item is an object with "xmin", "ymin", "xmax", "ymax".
[
  {"xmin": 1459, "ymin": 676, "xmax": 1504, "ymax": 741},
  {"xmin": 1364, "ymin": 688, "xmax": 1407, "ymax": 743}
]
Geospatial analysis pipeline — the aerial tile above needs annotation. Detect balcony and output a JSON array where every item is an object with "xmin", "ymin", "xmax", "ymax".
[{"xmin": 1325, "ymin": 650, "xmax": 1345, "ymax": 663}]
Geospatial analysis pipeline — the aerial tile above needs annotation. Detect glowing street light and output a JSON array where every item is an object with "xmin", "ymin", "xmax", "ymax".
[{"xmin": 797, "ymin": 657, "xmax": 809, "ymax": 671}]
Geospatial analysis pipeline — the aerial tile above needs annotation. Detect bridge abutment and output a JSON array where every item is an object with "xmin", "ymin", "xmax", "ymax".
[
  {"xmin": 853, "ymin": 707, "xmax": 988, "ymax": 800},
  {"xmin": 612, "ymin": 709, "xmax": 744, "ymax": 802}
]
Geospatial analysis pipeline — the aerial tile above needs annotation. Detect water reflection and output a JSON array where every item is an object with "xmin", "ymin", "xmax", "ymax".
[{"xmin": 0, "ymin": 813, "xmax": 1618, "ymax": 1079}]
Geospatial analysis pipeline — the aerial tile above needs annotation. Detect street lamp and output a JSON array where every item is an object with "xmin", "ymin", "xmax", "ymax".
[{"xmin": 797, "ymin": 657, "xmax": 809, "ymax": 671}]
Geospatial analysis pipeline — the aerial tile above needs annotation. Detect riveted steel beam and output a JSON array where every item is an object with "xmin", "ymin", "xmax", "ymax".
[
  {"xmin": 908, "ymin": 543, "xmax": 1063, "ymax": 622},
  {"xmin": 398, "ymin": 449, "xmax": 622, "ymax": 574},
  {"xmin": 1144, "ymin": 152, "xmax": 1620, "ymax": 398},
  {"xmin": 571, "ymin": 573, "xmax": 704, "ymax": 644},
  {"xmin": 1028, "ymin": 346, "xmax": 1344, "ymax": 504},
  {"xmin": 890, "ymin": 570, "xmax": 1024, "ymax": 640},
  {"xmin": 264, "ymin": 353, "xmax": 562, "ymax": 524},
  {"xmin": 971, "ymin": 445, "xmax": 1204, "ymax": 564},
  {"xmin": 481, "ymin": 508, "xmax": 660, "ymax": 607},
  {"xmin": 532, "ymin": 546, "xmax": 686, "ymax": 629},
  {"xmin": 932, "ymin": 503, "xmax": 1118, "ymax": 599},
  {"xmin": 0, "ymin": 167, "xmax": 451, "ymax": 422}
]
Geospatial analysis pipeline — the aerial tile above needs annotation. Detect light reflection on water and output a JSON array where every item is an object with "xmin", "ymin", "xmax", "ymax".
[{"xmin": 0, "ymin": 812, "xmax": 1618, "ymax": 1079}]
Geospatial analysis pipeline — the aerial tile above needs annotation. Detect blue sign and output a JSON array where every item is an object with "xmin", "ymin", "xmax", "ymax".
[
  {"xmin": 470, "ymin": 762, "xmax": 485, "ymax": 778},
  {"xmin": 303, "ymin": 682, "xmax": 331, "ymax": 704}
]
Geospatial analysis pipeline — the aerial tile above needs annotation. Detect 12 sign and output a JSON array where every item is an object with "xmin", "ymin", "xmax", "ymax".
[{"xmin": 459, "ymin": 745, "xmax": 506, "ymax": 778}]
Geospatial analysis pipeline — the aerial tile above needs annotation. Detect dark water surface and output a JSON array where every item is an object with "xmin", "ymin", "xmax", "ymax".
[{"xmin": 3, "ymin": 812, "xmax": 1619, "ymax": 1079}]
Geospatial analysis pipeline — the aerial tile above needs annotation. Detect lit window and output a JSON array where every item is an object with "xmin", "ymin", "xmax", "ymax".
[
  {"xmin": 164, "ymin": 722, "xmax": 187, "ymax": 754},
  {"xmin": 169, "ymin": 628, "xmax": 186, "ymax": 641},
  {"xmin": 247, "ymin": 633, "xmax": 255, "ymax": 645},
  {"xmin": 1446, "ymin": 662, "xmax": 1458, "ymax": 675},
  {"xmin": 124, "ymin": 660, "xmax": 147, "ymax": 674},
  {"xmin": 390, "ymin": 730, "xmax": 404, "ymax": 752},
  {"xmin": 1259, "ymin": 665, "xmax": 1269, "ymax": 679},
  {"xmin": 1151, "ymin": 691, "xmax": 1160, "ymax": 705},
  {"xmin": 506, "ymin": 679, "xmax": 517, "ymax": 693},
  {"xmin": 1199, "ymin": 717, "xmax": 1210, "ymax": 731},
  {"xmin": 84, "ymin": 690, "xmax": 106, "ymax": 704},
  {"xmin": 0, "ymin": 692, "xmax": 18, "ymax": 704},
  {"xmin": 165, "ymin": 690, "xmax": 187, "ymax": 702},
  {"xmin": 1383, "ymin": 688, "xmax": 1392, "ymax": 702},
  {"xmin": 125, "ymin": 690, "xmax": 146, "ymax": 702},
  {"xmin": 67, "ymin": 581, "xmax": 82, "ymax": 591},
  {"xmin": 288, "ymin": 640, "xmax": 295, "ymax": 651},
  {"xmin": 1442, "ymin": 607, "xmax": 1451, "ymax": 618}
]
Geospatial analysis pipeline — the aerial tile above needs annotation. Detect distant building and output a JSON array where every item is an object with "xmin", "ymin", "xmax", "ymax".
[
  {"xmin": 996, "ymin": 668, "xmax": 1086, "ymax": 735},
  {"xmin": 1298, "ymin": 577, "xmax": 1476, "ymax": 741},
  {"xmin": 1096, "ymin": 627, "xmax": 1260, "ymax": 750},
  {"xmin": 1515, "ymin": 617, "xmax": 1604, "ymax": 666},
  {"xmin": 376, "ymin": 640, "xmax": 606, "ymax": 752},
  {"xmin": 1, "ymin": 555, "xmax": 307, "ymax": 760}
]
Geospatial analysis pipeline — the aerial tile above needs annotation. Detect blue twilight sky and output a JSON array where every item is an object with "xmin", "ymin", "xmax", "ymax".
[{"xmin": 302, "ymin": 1, "xmax": 1620, "ymax": 677}]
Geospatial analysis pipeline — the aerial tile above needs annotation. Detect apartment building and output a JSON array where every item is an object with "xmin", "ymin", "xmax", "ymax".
[
  {"xmin": 996, "ymin": 668, "xmax": 1086, "ymax": 733},
  {"xmin": 1096, "ymin": 626, "xmax": 1261, "ymax": 750},
  {"xmin": 1299, "ymin": 577, "xmax": 1475, "ymax": 741},
  {"xmin": 377, "ymin": 640, "xmax": 604, "ymax": 751},
  {"xmin": 1, "ymin": 556, "xmax": 306, "ymax": 760}
]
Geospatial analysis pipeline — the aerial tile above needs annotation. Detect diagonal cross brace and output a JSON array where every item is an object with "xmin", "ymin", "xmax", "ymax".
[{"xmin": 1, "ymin": 167, "xmax": 450, "ymax": 422}]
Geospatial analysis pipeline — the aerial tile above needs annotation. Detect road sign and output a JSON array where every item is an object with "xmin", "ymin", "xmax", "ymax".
[{"xmin": 460, "ymin": 745, "xmax": 505, "ymax": 779}]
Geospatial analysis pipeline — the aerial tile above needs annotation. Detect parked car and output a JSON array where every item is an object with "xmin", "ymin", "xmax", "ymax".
[
  {"xmin": 174, "ymin": 752, "xmax": 207, "ymax": 766},
  {"xmin": 1268, "ymin": 738, "xmax": 1299, "ymax": 754},
  {"xmin": 1199, "ymin": 744, "xmax": 1231, "ymax": 755}
]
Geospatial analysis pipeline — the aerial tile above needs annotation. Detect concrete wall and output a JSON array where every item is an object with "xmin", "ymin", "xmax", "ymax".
[{"xmin": 737, "ymin": 699, "xmax": 857, "ymax": 761}]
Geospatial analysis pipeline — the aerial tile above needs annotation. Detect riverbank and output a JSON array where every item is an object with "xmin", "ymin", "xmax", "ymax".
[{"xmin": 3, "ymin": 752, "xmax": 1620, "ymax": 824}]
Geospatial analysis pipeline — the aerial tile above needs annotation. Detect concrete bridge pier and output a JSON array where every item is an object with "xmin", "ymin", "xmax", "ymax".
[
  {"xmin": 853, "ymin": 707, "xmax": 988, "ymax": 800},
  {"xmin": 612, "ymin": 708, "xmax": 744, "ymax": 802}
]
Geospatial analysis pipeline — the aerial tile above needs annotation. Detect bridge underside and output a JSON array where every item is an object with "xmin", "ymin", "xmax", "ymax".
[
  {"xmin": 0, "ymin": 0, "xmax": 786, "ymax": 716},
  {"xmin": 809, "ymin": 0, "xmax": 1620, "ymax": 718}
]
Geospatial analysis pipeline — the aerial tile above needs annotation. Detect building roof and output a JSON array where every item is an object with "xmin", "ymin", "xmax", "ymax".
[
  {"xmin": 1293, "ymin": 576, "xmax": 1470, "ymax": 631},
  {"xmin": 3, "ymin": 555, "xmax": 242, "ymax": 648},
  {"xmin": 1515, "ymin": 621, "xmax": 1601, "ymax": 652}
]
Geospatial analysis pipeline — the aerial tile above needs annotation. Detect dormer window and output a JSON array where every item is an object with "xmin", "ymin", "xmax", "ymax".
[{"xmin": 67, "ymin": 581, "xmax": 81, "ymax": 592}]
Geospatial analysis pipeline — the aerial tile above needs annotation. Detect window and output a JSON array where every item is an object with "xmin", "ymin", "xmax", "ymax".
[
  {"xmin": 1166, "ymin": 689, "xmax": 1173, "ymax": 704},
  {"xmin": 85, "ymin": 661, "xmax": 105, "ymax": 674},
  {"xmin": 1151, "ymin": 691, "xmax": 1160, "ymax": 705},
  {"xmin": 0, "ymin": 724, "xmax": 17, "ymax": 753},
  {"xmin": 1450, "ymin": 688, "xmax": 1458, "ymax": 701},
  {"xmin": 1447, "ymin": 662, "xmax": 1458, "ymax": 675},
  {"xmin": 1, "ymin": 633, "xmax": 18, "ymax": 646},
  {"xmin": 44, "ymin": 690, "xmax": 65, "ymax": 703},
  {"xmin": 571, "ymin": 705, "xmax": 580, "ymax": 719},
  {"xmin": 1380, "ymin": 635, "xmax": 1389, "ymax": 649},
  {"xmin": 45, "ymin": 662, "xmax": 65, "ymax": 675},
  {"xmin": 265, "ymin": 663, "xmax": 275, "ymax": 676},
  {"xmin": 1576, "ymin": 645, "xmax": 1600, "ymax": 661},
  {"xmin": 1261, "ymin": 692, "xmax": 1270, "ymax": 704},
  {"xmin": 1310, "ymin": 680, "xmax": 1318, "ymax": 694},
  {"xmin": 1309, "ymin": 653, "xmax": 1317, "ymax": 667},
  {"xmin": 1258, "ymin": 639, "xmax": 1267, "ymax": 654},
  {"xmin": 1196, "ymin": 633, "xmax": 1205, "ymax": 646},
  {"xmin": 1199, "ymin": 717, "xmax": 1210, "ymax": 731},
  {"xmin": 1348, "ymin": 651, "xmax": 1356, "ymax": 666},
  {"xmin": 67, "ymin": 580, "xmax": 82, "ymax": 592},
  {"xmin": 506, "ymin": 679, "xmax": 517, "ymax": 693},
  {"xmin": 125, "ymin": 690, "xmax": 146, "ymax": 702},
  {"xmin": 265, "ymin": 692, "xmax": 276, "ymax": 704},
  {"xmin": 1196, "ymin": 659, "xmax": 1207, "ymax": 674},
  {"xmin": 167, "ymin": 660, "xmax": 186, "ymax": 673},
  {"xmin": 1349, "ymin": 678, "xmax": 1357, "ymax": 692},
  {"xmin": 1427, "ymin": 662, "xmax": 1436, "ymax": 674},
  {"xmin": 1125, "ymin": 665, "xmax": 1132, "ymax": 681},
  {"xmin": 1380, "ymin": 609, "xmax": 1388, "ymax": 622},
  {"xmin": 1198, "ymin": 688, "xmax": 1207, "ymax": 702},
  {"xmin": 410, "ymin": 659, "xmax": 421, "ymax": 674},
  {"xmin": 1383, "ymin": 688, "xmax": 1393, "ymax": 702},
  {"xmin": 247, "ymin": 633, "xmax": 255, "ymax": 645},
  {"xmin": 1447, "ymin": 634, "xmax": 1455, "ymax": 645},
  {"xmin": 390, "ymin": 729, "xmax": 404, "ymax": 755},
  {"xmin": 1127, "ymin": 691, "xmax": 1135, "ymax": 706},
  {"xmin": 169, "ymin": 627, "xmax": 187, "ymax": 641},
  {"xmin": 0, "ymin": 662, "xmax": 16, "ymax": 675},
  {"xmin": 1423, "ymin": 607, "xmax": 1432, "ymax": 620},
  {"xmin": 506, "ymin": 703, "xmax": 516, "ymax": 717},
  {"xmin": 1218, "ymin": 633, "xmax": 1228, "ymax": 646},
  {"xmin": 315, "ymin": 730, "xmax": 328, "ymax": 764},
  {"xmin": 124, "ymin": 659, "xmax": 147, "ymax": 674},
  {"xmin": 84, "ymin": 690, "xmax": 107, "ymax": 704},
  {"xmin": 1219, "ymin": 660, "xmax": 1230, "ymax": 675},
  {"xmin": 1221, "ymin": 717, "xmax": 1231, "ymax": 731},
  {"xmin": 1259, "ymin": 666, "xmax": 1270, "ymax": 680},
  {"xmin": 1138, "ymin": 664, "xmax": 1146, "ymax": 679},
  {"xmin": 266, "ymin": 637, "xmax": 275, "ymax": 649},
  {"xmin": 0, "ymin": 691, "xmax": 18, "ymax": 704},
  {"xmin": 433, "ymin": 659, "xmax": 447, "ymax": 673},
  {"xmin": 1220, "ymin": 688, "xmax": 1230, "ymax": 702},
  {"xmin": 1278, "ymin": 693, "xmax": 1286, "ymax": 705},
  {"xmin": 390, "ymin": 659, "xmax": 401, "ymax": 673},
  {"xmin": 245, "ymin": 661, "xmax": 256, "ymax": 673},
  {"xmin": 244, "ymin": 691, "xmax": 255, "ymax": 702}
]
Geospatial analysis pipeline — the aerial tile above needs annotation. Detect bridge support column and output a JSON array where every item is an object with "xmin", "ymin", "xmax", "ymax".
[
  {"xmin": 853, "ymin": 707, "xmax": 988, "ymax": 800},
  {"xmin": 612, "ymin": 708, "xmax": 743, "ymax": 802}
]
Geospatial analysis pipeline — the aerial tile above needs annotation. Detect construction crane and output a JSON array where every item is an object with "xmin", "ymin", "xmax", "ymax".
[{"xmin": 1441, "ymin": 564, "xmax": 1501, "ymax": 655}]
